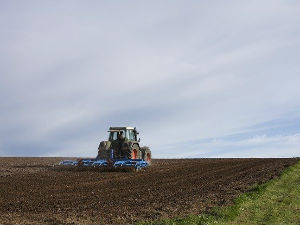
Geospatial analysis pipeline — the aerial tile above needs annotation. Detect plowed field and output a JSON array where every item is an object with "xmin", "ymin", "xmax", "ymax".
[{"xmin": 0, "ymin": 157, "xmax": 298, "ymax": 224}]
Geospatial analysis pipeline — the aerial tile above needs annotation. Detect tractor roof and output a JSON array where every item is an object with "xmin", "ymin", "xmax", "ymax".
[{"xmin": 108, "ymin": 127, "xmax": 135, "ymax": 132}]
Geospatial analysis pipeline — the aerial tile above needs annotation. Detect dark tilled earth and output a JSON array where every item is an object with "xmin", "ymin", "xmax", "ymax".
[{"xmin": 0, "ymin": 157, "xmax": 298, "ymax": 224}]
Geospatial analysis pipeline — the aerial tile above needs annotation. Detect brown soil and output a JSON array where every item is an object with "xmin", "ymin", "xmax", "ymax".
[{"xmin": 0, "ymin": 157, "xmax": 298, "ymax": 224}]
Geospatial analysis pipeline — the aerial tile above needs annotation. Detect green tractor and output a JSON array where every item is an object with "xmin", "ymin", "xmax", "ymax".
[{"xmin": 97, "ymin": 127, "xmax": 151, "ymax": 163}]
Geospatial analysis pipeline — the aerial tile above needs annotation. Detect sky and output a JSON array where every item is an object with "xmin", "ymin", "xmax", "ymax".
[{"xmin": 0, "ymin": 0, "xmax": 299, "ymax": 158}]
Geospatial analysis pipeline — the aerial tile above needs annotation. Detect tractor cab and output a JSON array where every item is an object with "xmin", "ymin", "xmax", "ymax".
[{"xmin": 108, "ymin": 127, "xmax": 139, "ymax": 142}]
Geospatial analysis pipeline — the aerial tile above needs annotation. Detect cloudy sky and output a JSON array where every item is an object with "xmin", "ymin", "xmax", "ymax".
[{"xmin": 0, "ymin": 1, "xmax": 299, "ymax": 158}]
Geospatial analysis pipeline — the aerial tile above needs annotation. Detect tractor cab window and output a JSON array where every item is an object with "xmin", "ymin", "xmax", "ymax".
[{"xmin": 128, "ymin": 130, "xmax": 135, "ymax": 141}]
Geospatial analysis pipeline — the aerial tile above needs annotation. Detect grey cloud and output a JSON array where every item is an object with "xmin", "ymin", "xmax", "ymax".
[{"xmin": 0, "ymin": 0, "xmax": 299, "ymax": 157}]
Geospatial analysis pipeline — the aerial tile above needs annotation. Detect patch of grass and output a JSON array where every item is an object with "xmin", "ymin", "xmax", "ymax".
[{"xmin": 138, "ymin": 160, "xmax": 300, "ymax": 225}]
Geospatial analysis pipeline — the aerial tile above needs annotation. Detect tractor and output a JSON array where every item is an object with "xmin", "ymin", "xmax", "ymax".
[
  {"xmin": 58, "ymin": 127, "xmax": 151, "ymax": 171},
  {"xmin": 97, "ymin": 127, "xmax": 151, "ymax": 163}
]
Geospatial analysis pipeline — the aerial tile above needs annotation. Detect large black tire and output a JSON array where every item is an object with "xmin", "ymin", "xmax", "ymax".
[
  {"xmin": 97, "ymin": 144, "xmax": 106, "ymax": 159},
  {"xmin": 131, "ymin": 144, "xmax": 140, "ymax": 159},
  {"xmin": 141, "ymin": 146, "xmax": 151, "ymax": 163},
  {"xmin": 97, "ymin": 141, "xmax": 111, "ymax": 159}
]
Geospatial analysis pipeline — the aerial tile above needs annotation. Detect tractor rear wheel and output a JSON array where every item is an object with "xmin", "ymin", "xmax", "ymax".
[
  {"xmin": 141, "ymin": 146, "xmax": 151, "ymax": 163},
  {"xmin": 131, "ymin": 144, "xmax": 140, "ymax": 159},
  {"xmin": 145, "ymin": 149, "xmax": 151, "ymax": 163}
]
